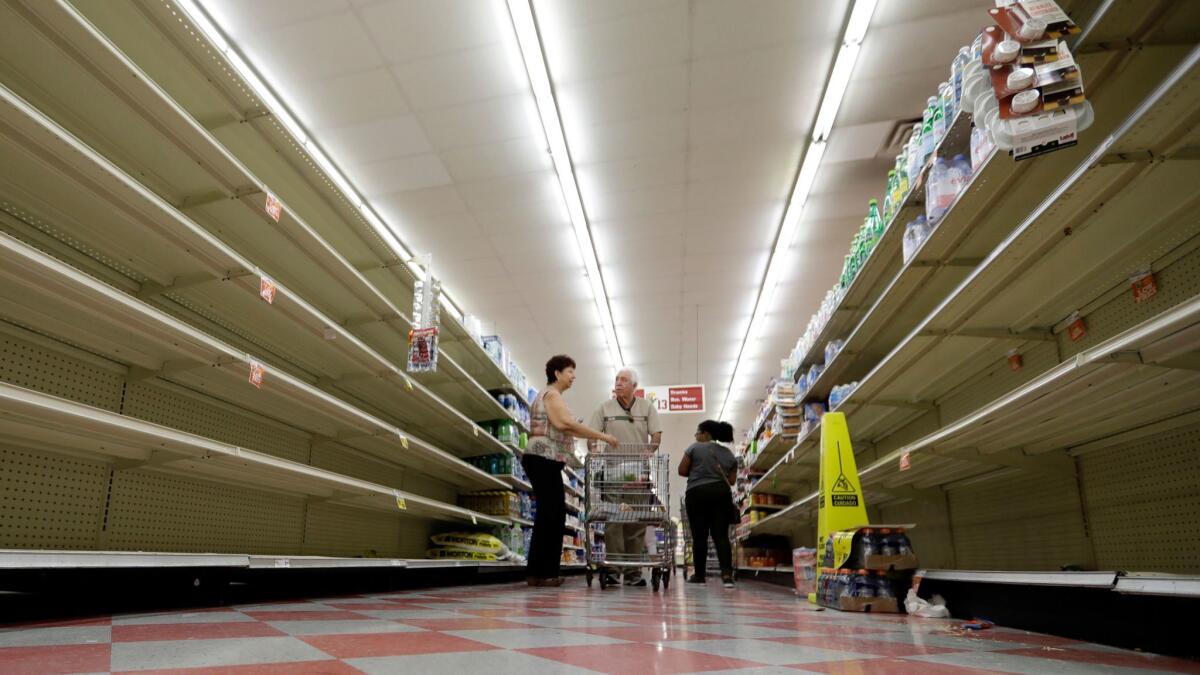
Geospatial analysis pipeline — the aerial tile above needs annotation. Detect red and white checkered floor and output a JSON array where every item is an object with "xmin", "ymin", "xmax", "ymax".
[{"xmin": 2, "ymin": 577, "xmax": 1195, "ymax": 674}]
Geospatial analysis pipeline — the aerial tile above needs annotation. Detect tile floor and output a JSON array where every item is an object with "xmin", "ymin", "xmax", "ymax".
[{"xmin": 1, "ymin": 577, "xmax": 1196, "ymax": 674}]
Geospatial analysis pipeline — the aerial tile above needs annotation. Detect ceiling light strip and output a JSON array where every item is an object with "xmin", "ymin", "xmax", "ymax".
[
  {"xmin": 175, "ymin": 0, "xmax": 465, "ymax": 322},
  {"xmin": 718, "ymin": 0, "xmax": 877, "ymax": 421},
  {"xmin": 504, "ymin": 0, "xmax": 624, "ymax": 373}
]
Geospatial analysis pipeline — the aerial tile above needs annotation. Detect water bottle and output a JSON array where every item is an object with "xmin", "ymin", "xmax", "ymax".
[
  {"xmin": 867, "ymin": 198, "xmax": 882, "ymax": 241},
  {"xmin": 896, "ymin": 528, "xmax": 913, "ymax": 557},
  {"xmin": 926, "ymin": 157, "xmax": 949, "ymax": 224},
  {"xmin": 933, "ymin": 83, "xmax": 950, "ymax": 140},
  {"xmin": 860, "ymin": 570, "xmax": 878, "ymax": 598},
  {"xmin": 921, "ymin": 97, "xmax": 937, "ymax": 160},
  {"xmin": 847, "ymin": 570, "xmax": 863, "ymax": 598},
  {"xmin": 824, "ymin": 535, "xmax": 835, "ymax": 567},
  {"xmin": 954, "ymin": 45, "xmax": 971, "ymax": 106},
  {"xmin": 860, "ymin": 528, "xmax": 878, "ymax": 558},
  {"xmin": 908, "ymin": 123, "xmax": 924, "ymax": 180},
  {"xmin": 879, "ymin": 528, "xmax": 898, "ymax": 556},
  {"xmin": 901, "ymin": 217, "xmax": 920, "ymax": 263},
  {"xmin": 875, "ymin": 571, "xmax": 895, "ymax": 599},
  {"xmin": 895, "ymin": 152, "xmax": 910, "ymax": 203},
  {"xmin": 950, "ymin": 153, "xmax": 973, "ymax": 192},
  {"xmin": 882, "ymin": 171, "xmax": 896, "ymax": 223}
]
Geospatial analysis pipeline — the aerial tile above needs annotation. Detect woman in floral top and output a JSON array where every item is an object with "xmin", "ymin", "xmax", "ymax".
[{"xmin": 524, "ymin": 355, "xmax": 617, "ymax": 587}]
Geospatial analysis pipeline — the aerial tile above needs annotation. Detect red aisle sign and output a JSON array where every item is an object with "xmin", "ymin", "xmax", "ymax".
[{"xmin": 638, "ymin": 384, "xmax": 705, "ymax": 414}]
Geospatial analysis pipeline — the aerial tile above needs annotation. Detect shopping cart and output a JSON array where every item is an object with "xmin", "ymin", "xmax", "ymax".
[{"xmin": 584, "ymin": 442, "xmax": 673, "ymax": 591}]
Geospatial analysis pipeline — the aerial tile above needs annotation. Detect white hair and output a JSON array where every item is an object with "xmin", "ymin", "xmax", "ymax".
[{"xmin": 616, "ymin": 367, "xmax": 639, "ymax": 385}]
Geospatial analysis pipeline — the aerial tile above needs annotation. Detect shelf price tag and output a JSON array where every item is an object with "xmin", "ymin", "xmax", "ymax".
[
  {"xmin": 248, "ymin": 360, "xmax": 265, "ymax": 388},
  {"xmin": 265, "ymin": 192, "xmax": 283, "ymax": 222},
  {"xmin": 899, "ymin": 450, "xmax": 912, "ymax": 472},
  {"xmin": 259, "ymin": 276, "xmax": 277, "ymax": 304},
  {"xmin": 395, "ymin": 496, "xmax": 407, "ymax": 511},
  {"xmin": 1007, "ymin": 349, "xmax": 1023, "ymax": 372},
  {"xmin": 400, "ymin": 435, "xmax": 409, "ymax": 449},
  {"xmin": 1066, "ymin": 312, "xmax": 1087, "ymax": 342},
  {"xmin": 473, "ymin": 425, "xmax": 479, "ymax": 437},
  {"xmin": 471, "ymin": 515, "xmax": 477, "ymax": 525},
  {"xmin": 1130, "ymin": 270, "xmax": 1157, "ymax": 303},
  {"xmin": 402, "ymin": 375, "xmax": 413, "ymax": 392}
]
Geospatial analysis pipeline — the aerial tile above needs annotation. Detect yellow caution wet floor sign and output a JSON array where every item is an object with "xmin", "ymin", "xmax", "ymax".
[{"xmin": 813, "ymin": 412, "xmax": 869, "ymax": 603}]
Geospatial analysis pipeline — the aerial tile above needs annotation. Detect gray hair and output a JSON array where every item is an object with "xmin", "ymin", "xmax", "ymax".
[{"xmin": 616, "ymin": 367, "xmax": 639, "ymax": 385}]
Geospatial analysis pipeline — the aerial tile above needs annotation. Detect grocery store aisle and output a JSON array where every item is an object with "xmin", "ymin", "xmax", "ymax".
[{"xmin": 2, "ymin": 578, "xmax": 1195, "ymax": 674}]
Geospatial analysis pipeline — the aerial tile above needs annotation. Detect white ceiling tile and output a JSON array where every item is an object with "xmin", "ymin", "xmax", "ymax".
[
  {"xmin": 587, "ymin": 184, "xmax": 686, "ymax": 223},
  {"xmin": 689, "ymin": 43, "xmax": 828, "ymax": 111},
  {"xmin": 592, "ymin": 212, "xmax": 689, "ymax": 245},
  {"xmin": 208, "ymin": 0, "xmax": 351, "ymax": 33},
  {"xmin": 691, "ymin": 0, "xmax": 846, "ymax": 59},
  {"xmin": 685, "ymin": 177, "xmax": 784, "ymax": 211},
  {"xmin": 571, "ymin": 115, "xmax": 687, "ymax": 164},
  {"xmin": 539, "ymin": 1, "xmax": 688, "ymax": 82},
  {"xmin": 440, "ymin": 138, "xmax": 553, "ymax": 183},
  {"xmin": 290, "ymin": 67, "xmax": 411, "ymax": 130},
  {"xmin": 560, "ymin": 68, "xmax": 688, "ymax": 144},
  {"xmin": 418, "ymin": 95, "xmax": 539, "ymax": 150},
  {"xmin": 489, "ymin": 226, "xmax": 575, "ymax": 257},
  {"xmin": 533, "ymin": 0, "xmax": 681, "ymax": 30},
  {"xmin": 359, "ymin": 0, "xmax": 504, "ymax": 65},
  {"xmin": 596, "ymin": 231, "xmax": 683, "ymax": 267},
  {"xmin": 322, "ymin": 114, "xmax": 433, "ymax": 164},
  {"xmin": 392, "ymin": 45, "xmax": 525, "ymax": 111},
  {"xmin": 249, "ymin": 12, "xmax": 382, "ymax": 83},
  {"xmin": 459, "ymin": 172, "xmax": 562, "ymax": 213},
  {"xmin": 577, "ymin": 153, "xmax": 687, "ymax": 201},
  {"xmin": 688, "ymin": 101, "xmax": 805, "ymax": 148},
  {"xmin": 688, "ymin": 139, "xmax": 800, "ymax": 184},
  {"xmin": 373, "ymin": 185, "xmax": 468, "ymax": 221},
  {"xmin": 345, "ymin": 154, "xmax": 452, "ymax": 195},
  {"xmin": 474, "ymin": 198, "xmax": 567, "ymax": 235}
]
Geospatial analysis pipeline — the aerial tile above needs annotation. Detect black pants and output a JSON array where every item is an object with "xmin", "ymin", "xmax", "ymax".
[
  {"xmin": 686, "ymin": 482, "xmax": 734, "ymax": 578},
  {"xmin": 522, "ymin": 454, "xmax": 566, "ymax": 579}
]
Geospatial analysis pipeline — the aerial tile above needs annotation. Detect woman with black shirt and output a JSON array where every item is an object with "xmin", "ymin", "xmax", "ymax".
[{"xmin": 678, "ymin": 419, "xmax": 739, "ymax": 588}]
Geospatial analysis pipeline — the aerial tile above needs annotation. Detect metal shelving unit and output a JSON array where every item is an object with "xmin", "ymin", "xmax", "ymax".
[
  {"xmin": 751, "ymin": 264, "xmax": 1200, "ymax": 537},
  {"xmin": 0, "ymin": 381, "xmax": 510, "ymax": 527},
  {"xmin": 0, "ymin": 0, "xmax": 547, "ymax": 568},
  {"xmin": 47, "ymin": 0, "xmax": 532, "ymax": 409},
  {"xmin": 749, "ymin": 24, "xmax": 1200, "ymax": 513},
  {"xmin": 0, "ymin": 4, "xmax": 520, "ymax": 460},
  {"xmin": 0, "ymin": 231, "xmax": 505, "ymax": 491}
]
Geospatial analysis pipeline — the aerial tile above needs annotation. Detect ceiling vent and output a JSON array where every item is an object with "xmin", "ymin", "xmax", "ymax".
[{"xmin": 878, "ymin": 116, "xmax": 923, "ymax": 158}]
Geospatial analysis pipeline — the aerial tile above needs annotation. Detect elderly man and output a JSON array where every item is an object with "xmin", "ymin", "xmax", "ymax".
[{"xmin": 588, "ymin": 367, "xmax": 662, "ymax": 587}]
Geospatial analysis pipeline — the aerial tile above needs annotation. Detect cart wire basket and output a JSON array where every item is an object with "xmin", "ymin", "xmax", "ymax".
[{"xmin": 584, "ymin": 442, "xmax": 674, "ymax": 591}]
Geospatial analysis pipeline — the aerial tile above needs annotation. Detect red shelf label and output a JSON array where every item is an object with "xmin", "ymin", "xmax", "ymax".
[
  {"xmin": 265, "ymin": 193, "xmax": 283, "ymax": 222},
  {"xmin": 259, "ymin": 276, "xmax": 276, "ymax": 304}
]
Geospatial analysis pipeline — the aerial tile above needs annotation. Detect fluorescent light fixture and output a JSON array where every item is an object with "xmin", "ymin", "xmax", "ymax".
[
  {"xmin": 503, "ymin": 0, "xmax": 625, "ymax": 373},
  {"xmin": 174, "ymin": 0, "xmax": 467, "ymax": 323},
  {"xmin": 718, "ymin": 0, "xmax": 876, "ymax": 421}
]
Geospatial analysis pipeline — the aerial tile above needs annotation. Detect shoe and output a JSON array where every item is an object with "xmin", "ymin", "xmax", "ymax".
[
  {"xmin": 626, "ymin": 578, "xmax": 647, "ymax": 587},
  {"xmin": 527, "ymin": 577, "xmax": 565, "ymax": 587},
  {"xmin": 721, "ymin": 574, "xmax": 735, "ymax": 589},
  {"xmin": 601, "ymin": 574, "xmax": 620, "ymax": 587},
  {"xmin": 686, "ymin": 575, "xmax": 706, "ymax": 584}
]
